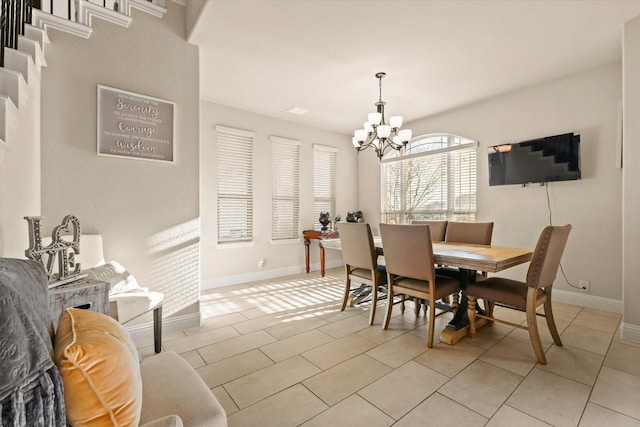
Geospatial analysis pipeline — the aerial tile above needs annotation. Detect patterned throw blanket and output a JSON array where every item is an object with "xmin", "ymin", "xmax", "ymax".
[{"xmin": 0, "ymin": 258, "xmax": 66, "ymax": 426}]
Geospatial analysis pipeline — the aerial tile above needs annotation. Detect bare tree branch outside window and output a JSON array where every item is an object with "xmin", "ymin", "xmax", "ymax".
[{"xmin": 382, "ymin": 134, "xmax": 477, "ymax": 224}]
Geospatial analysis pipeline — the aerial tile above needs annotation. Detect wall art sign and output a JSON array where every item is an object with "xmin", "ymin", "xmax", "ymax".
[{"xmin": 97, "ymin": 85, "xmax": 174, "ymax": 163}]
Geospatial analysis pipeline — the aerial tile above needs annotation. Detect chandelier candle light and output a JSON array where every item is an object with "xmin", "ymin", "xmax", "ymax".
[{"xmin": 352, "ymin": 72, "xmax": 412, "ymax": 159}]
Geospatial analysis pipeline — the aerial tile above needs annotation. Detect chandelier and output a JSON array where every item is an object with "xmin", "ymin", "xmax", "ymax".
[{"xmin": 352, "ymin": 72, "xmax": 412, "ymax": 159}]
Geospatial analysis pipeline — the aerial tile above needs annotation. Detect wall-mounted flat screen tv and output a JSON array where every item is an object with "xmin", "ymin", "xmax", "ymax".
[{"xmin": 488, "ymin": 132, "xmax": 581, "ymax": 186}]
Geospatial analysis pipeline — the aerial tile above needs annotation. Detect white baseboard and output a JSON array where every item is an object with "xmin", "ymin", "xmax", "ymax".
[
  {"xmin": 126, "ymin": 311, "xmax": 200, "ymax": 343},
  {"xmin": 620, "ymin": 322, "xmax": 640, "ymax": 343},
  {"xmin": 201, "ymin": 260, "xmax": 344, "ymax": 290},
  {"xmin": 553, "ymin": 289, "xmax": 622, "ymax": 314}
]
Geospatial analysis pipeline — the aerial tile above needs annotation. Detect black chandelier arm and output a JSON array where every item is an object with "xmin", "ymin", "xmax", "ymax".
[{"xmin": 356, "ymin": 135, "xmax": 404, "ymax": 159}]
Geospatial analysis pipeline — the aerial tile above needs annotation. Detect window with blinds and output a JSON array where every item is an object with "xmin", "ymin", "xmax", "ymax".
[
  {"xmin": 313, "ymin": 144, "xmax": 338, "ymax": 229},
  {"xmin": 381, "ymin": 134, "xmax": 477, "ymax": 224},
  {"xmin": 216, "ymin": 125, "xmax": 255, "ymax": 243},
  {"xmin": 271, "ymin": 137, "xmax": 301, "ymax": 241}
]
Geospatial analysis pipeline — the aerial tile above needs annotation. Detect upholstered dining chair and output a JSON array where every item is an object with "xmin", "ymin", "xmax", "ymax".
[
  {"xmin": 436, "ymin": 221, "xmax": 495, "ymax": 311},
  {"xmin": 466, "ymin": 224, "xmax": 572, "ymax": 364},
  {"xmin": 410, "ymin": 220, "xmax": 449, "ymax": 311},
  {"xmin": 410, "ymin": 220, "xmax": 448, "ymax": 242},
  {"xmin": 338, "ymin": 222, "xmax": 387, "ymax": 325},
  {"xmin": 444, "ymin": 221, "xmax": 494, "ymax": 246},
  {"xmin": 379, "ymin": 223, "xmax": 462, "ymax": 347}
]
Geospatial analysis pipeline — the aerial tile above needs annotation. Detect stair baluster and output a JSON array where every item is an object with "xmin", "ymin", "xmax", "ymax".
[{"xmin": 0, "ymin": 0, "xmax": 34, "ymax": 67}]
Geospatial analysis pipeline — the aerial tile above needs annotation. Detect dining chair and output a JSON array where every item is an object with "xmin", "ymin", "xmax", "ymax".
[
  {"xmin": 410, "ymin": 220, "xmax": 449, "ymax": 311},
  {"xmin": 337, "ymin": 222, "xmax": 387, "ymax": 325},
  {"xmin": 410, "ymin": 220, "xmax": 447, "ymax": 242},
  {"xmin": 379, "ymin": 223, "xmax": 462, "ymax": 347},
  {"xmin": 437, "ymin": 221, "xmax": 494, "ymax": 310},
  {"xmin": 444, "ymin": 221, "xmax": 494, "ymax": 245},
  {"xmin": 466, "ymin": 224, "xmax": 572, "ymax": 364}
]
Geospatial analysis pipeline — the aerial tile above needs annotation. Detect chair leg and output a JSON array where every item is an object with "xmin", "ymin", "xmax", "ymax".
[
  {"xmin": 382, "ymin": 287, "xmax": 394, "ymax": 330},
  {"xmin": 369, "ymin": 278, "xmax": 378, "ymax": 325},
  {"xmin": 487, "ymin": 300, "xmax": 495, "ymax": 322},
  {"xmin": 427, "ymin": 296, "xmax": 436, "ymax": 348},
  {"xmin": 467, "ymin": 295, "xmax": 477, "ymax": 337},
  {"xmin": 153, "ymin": 306, "xmax": 162, "ymax": 354},
  {"xmin": 341, "ymin": 270, "xmax": 351, "ymax": 312},
  {"xmin": 414, "ymin": 297, "xmax": 420, "ymax": 317},
  {"xmin": 526, "ymin": 295, "xmax": 546, "ymax": 364},
  {"xmin": 543, "ymin": 297, "xmax": 562, "ymax": 346}
]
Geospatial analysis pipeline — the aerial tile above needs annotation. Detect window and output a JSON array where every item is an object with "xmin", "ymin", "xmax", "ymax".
[
  {"xmin": 381, "ymin": 134, "xmax": 477, "ymax": 224},
  {"xmin": 313, "ymin": 144, "xmax": 337, "ymax": 229},
  {"xmin": 216, "ymin": 125, "xmax": 254, "ymax": 243},
  {"xmin": 271, "ymin": 136, "xmax": 301, "ymax": 241}
]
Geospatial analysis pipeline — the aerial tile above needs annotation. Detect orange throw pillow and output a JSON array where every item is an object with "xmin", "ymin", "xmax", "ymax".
[{"xmin": 54, "ymin": 308, "xmax": 142, "ymax": 426}]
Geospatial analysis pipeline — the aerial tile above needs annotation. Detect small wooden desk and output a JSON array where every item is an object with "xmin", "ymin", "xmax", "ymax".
[{"xmin": 303, "ymin": 229, "xmax": 339, "ymax": 277}]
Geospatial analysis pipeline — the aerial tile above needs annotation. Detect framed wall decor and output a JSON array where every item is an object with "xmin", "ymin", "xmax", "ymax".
[{"xmin": 97, "ymin": 85, "xmax": 175, "ymax": 163}]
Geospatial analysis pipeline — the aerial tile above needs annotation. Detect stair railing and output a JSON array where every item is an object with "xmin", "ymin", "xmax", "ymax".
[
  {"xmin": 39, "ymin": 0, "xmax": 161, "ymax": 21},
  {"xmin": 1, "ymin": 0, "xmax": 164, "ymax": 67},
  {"xmin": 0, "ymin": 0, "xmax": 35, "ymax": 67}
]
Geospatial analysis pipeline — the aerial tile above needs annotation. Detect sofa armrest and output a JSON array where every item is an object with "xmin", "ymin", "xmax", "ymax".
[
  {"xmin": 140, "ymin": 351, "xmax": 227, "ymax": 427},
  {"xmin": 140, "ymin": 415, "xmax": 184, "ymax": 427}
]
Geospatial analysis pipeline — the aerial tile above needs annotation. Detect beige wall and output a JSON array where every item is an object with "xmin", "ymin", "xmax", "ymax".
[
  {"xmin": 185, "ymin": 0, "xmax": 207, "ymax": 39},
  {"xmin": 359, "ymin": 63, "xmax": 623, "ymax": 303},
  {"xmin": 200, "ymin": 101, "xmax": 356, "ymax": 288},
  {"xmin": 0, "ymin": 62, "xmax": 41, "ymax": 258},
  {"xmin": 40, "ymin": 3, "xmax": 200, "ymax": 322},
  {"xmin": 622, "ymin": 16, "xmax": 640, "ymax": 341}
]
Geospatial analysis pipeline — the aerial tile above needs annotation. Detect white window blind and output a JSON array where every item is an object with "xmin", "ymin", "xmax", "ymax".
[
  {"xmin": 271, "ymin": 136, "xmax": 301, "ymax": 240},
  {"xmin": 381, "ymin": 134, "xmax": 477, "ymax": 224},
  {"xmin": 313, "ymin": 144, "xmax": 337, "ymax": 229},
  {"xmin": 216, "ymin": 125, "xmax": 255, "ymax": 243}
]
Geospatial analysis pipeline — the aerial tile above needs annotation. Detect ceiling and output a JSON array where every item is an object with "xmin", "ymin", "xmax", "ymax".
[{"xmin": 189, "ymin": 1, "xmax": 640, "ymax": 136}]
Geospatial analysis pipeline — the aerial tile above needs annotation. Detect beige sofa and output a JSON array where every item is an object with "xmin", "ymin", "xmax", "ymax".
[{"xmin": 0, "ymin": 257, "xmax": 226, "ymax": 427}]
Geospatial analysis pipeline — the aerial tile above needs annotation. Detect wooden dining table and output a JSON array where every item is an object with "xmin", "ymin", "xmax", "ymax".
[{"xmin": 322, "ymin": 237, "xmax": 533, "ymax": 345}]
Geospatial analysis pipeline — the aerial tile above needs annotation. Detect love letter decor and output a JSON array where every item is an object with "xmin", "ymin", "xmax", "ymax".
[
  {"xmin": 24, "ymin": 215, "xmax": 86, "ymax": 287},
  {"xmin": 97, "ymin": 85, "xmax": 174, "ymax": 163}
]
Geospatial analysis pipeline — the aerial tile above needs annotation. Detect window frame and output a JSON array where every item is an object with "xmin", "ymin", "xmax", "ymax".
[
  {"xmin": 215, "ymin": 125, "xmax": 255, "ymax": 245},
  {"xmin": 313, "ymin": 144, "xmax": 338, "ymax": 230},
  {"xmin": 381, "ymin": 133, "xmax": 478, "ymax": 224},
  {"xmin": 270, "ymin": 136, "xmax": 301, "ymax": 243}
]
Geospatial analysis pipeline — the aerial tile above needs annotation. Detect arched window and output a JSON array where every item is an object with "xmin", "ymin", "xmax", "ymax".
[{"xmin": 381, "ymin": 133, "xmax": 477, "ymax": 224}]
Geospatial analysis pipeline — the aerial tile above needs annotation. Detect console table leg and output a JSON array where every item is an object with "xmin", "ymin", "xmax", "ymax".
[{"xmin": 319, "ymin": 242, "xmax": 326, "ymax": 277}]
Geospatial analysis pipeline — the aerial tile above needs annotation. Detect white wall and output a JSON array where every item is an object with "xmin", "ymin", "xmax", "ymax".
[
  {"xmin": 359, "ymin": 63, "xmax": 623, "ymax": 304},
  {"xmin": 40, "ymin": 3, "xmax": 201, "ymax": 322},
  {"xmin": 0, "ymin": 62, "xmax": 41, "ymax": 258},
  {"xmin": 622, "ymin": 16, "xmax": 640, "ymax": 341},
  {"xmin": 200, "ymin": 101, "xmax": 356, "ymax": 288}
]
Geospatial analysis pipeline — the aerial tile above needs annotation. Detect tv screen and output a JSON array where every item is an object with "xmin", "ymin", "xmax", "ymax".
[{"xmin": 488, "ymin": 132, "xmax": 581, "ymax": 186}]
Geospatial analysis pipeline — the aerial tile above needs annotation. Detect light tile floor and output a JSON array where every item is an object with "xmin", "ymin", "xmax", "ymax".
[{"xmin": 136, "ymin": 268, "xmax": 640, "ymax": 427}]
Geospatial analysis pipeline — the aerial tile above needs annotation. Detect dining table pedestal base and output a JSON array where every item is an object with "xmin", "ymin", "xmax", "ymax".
[{"xmin": 440, "ymin": 317, "xmax": 489, "ymax": 345}]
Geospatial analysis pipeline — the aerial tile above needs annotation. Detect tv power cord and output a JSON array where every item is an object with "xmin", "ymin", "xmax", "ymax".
[{"xmin": 544, "ymin": 183, "xmax": 585, "ymax": 291}]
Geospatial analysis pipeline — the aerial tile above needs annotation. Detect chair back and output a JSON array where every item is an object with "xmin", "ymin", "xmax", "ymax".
[
  {"xmin": 379, "ymin": 223, "xmax": 436, "ymax": 282},
  {"xmin": 337, "ymin": 223, "xmax": 377, "ymax": 270},
  {"xmin": 445, "ymin": 221, "xmax": 494, "ymax": 245},
  {"xmin": 526, "ymin": 225, "xmax": 572, "ymax": 289},
  {"xmin": 410, "ymin": 220, "xmax": 447, "ymax": 241}
]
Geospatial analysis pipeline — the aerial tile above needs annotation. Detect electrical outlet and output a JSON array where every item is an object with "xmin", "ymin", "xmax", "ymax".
[
  {"xmin": 257, "ymin": 259, "xmax": 265, "ymax": 270},
  {"xmin": 578, "ymin": 280, "xmax": 590, "ymax": 293}
]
